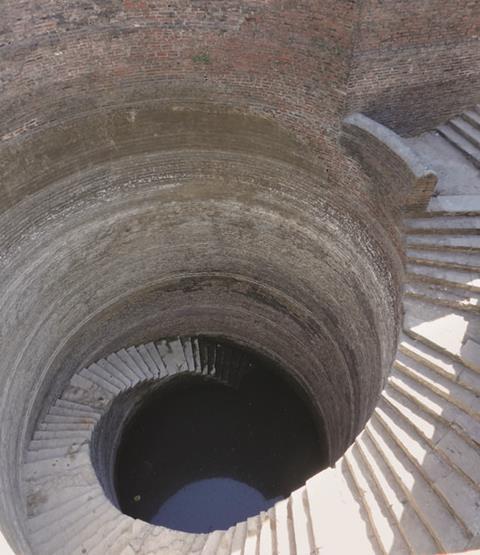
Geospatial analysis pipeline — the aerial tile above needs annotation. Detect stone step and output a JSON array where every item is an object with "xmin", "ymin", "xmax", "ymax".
[
  {"xmin": 117, "ymin": 348, "xmax": 150, "ymax": 381},
  {"xmin": 43, "ymin": 412, "xmax": 98, "ymax": 425},
  {"xmin": 71, "ymin": 508, "xmax": 123, "ymax": 555},
  {"xmin": 393, "ymin": 353, "xmax": 480, "ymax": 418},
  {"xmin": 437, "ymin": 124, "xmax": 480, "ymax": 168},
  {"xmin": 306, "ymin": 461, "xmax": 382, "ymax": 554},
  {"xmin": 180, "ymin": 337, "xmax": 196, "ymax": 374},
  {"xmin": 33, "ymin": 428, "xmax": 91, "ymax": 441},
  {"xmin": 390, "ymin": 362, "xmax": 480, "ymax": 445},
  {"xmin": 356, "ymin": 432, "xmax": 440, "ymax": 555},
  {"xmin": 191, "ymin": 337, "xmax": 202, "ymax": 374},
  {"xmin": 258, "ymin": 510, "xmax": 274, "ymax": 555},
  {"xmin": 389, "ymin": 368, "xmax": 480, "ymax": 447},
  {"xmin": 55, "ymin": 503, "xmax": 119, "ymax": 555},
  {"xmin": 156, "ymin": 338, "xmax": 190, "ymax": 374},
  {"xmin": 242, "ymin": 515, "xmax": 261, "ymax": 555},
  {"xmin": 28, "ymin": 436, "xmax": 87, "ymax": 452},
  {"xmin": 406, "ymin": 233, "xmax": 480, "ymax": 252},
  {"xmin": 382, "ymin": 384, "xmax": 448, "ymax": 453},
  {"xmin": 462, "ymin": 109, "xmax": 480, "ymax": 131},
  {"xmin": 211, "ymin": 342, "xmax": 228, "ymax": 383},
  {"xmin": 53, "ymin": 399, "xmax": 103, "ymax": 416},
  {"xmin": 88, "ymin": 517, "xmax": 133, "ymax": 555},
  {"xmin": 48, "ymin": 402, "xmax": 102, "ymax": 420},
  {"xmin": 273, "ymin": 498, "xmax": 295, "ymax": 555},
  {"xmin": 404, "ymin": 215, "xmax": 480, "ymax": 234},
  {"xmin": 398, "ymin": 333, "xmax": 480, "ymax": 395},
  {"xmin": 106, "ymin": 353, "xmax": 142, "ymax": 386},
  {"xmin": 406, "ymin": 262, "xmax": 480, "ymax": 292},
  {"xmin": 200, "ymin": 530, "xmax": 223, "ymax": 554},
  {"xmin": 32, "ymin": 495, "xmax": 108, "ymax": 554},
  {"xmin": 382, "ymin": 386, "xmax": 480, "ymax": 489},
  {"xmin": 126, "ymin": 346, "xmax": 155, "ymax": 380},
  {"xmin": 25, "ymin": 442, "xmax": 89, "ymax": 463},
  {"xmin": 28, "ymin": 487, "xmax": 101, "ymax": 534},
  {"xmin": 428, "ymin": 195, "xmax": 480, "ymax": 215},
  {"xmin": 37, "ymin": 420, "xmax": 95, "ymax": 432},
  {"xmin": 136, "ymin": 343, "xmax": 161, "ymax": 379},
  {"xmin": 344, "ymin": 442, "xmax": 410, "ymax": 554},
  {"xmin": 290, "ymin": 486, "xmax": 314, "ymax": 555},
  {"xmin": 407, "ymin": 248, "xmax": 480, "ymax": 272},
  {"xmin": 403, "ymin": 297, "xmax": 480, "ymax": 372},
  {"xmin": 25, "ymin": 476, "xmax": 94, "ymax": 514},
  {"xmin": 25, "ymin": 467, "xmax": 98, "ymax": 514},
  {"xmin": 229, "ymin": 520, "xmax": 247, "ymax": 555},
  {"xmin": 93, "ymin": 358, "xmax": 130, "ymax": 388},
  {"xmin": 23, "ymin": 452, "xmax": 91, "ymax": 482},
  {"xmin": 69, "ymin": 373, "xmax": 116, "ymax": 401},
  {"xmin": 366, "ymin": 417, "xmax": 471, "ymax": 552},
  {"xmin": 143, "ymin": 342, "xmax": 168, "ymax": 376},
  {"xmin": 449, "ymin": 117, "xmax": 480, "ymax": 150},
  {"xmin": 375, "ymin": 404, "xmax": 480, "ymax": 538},
  {"xmin": 216, "ymin": 525, "xmax": 235, "ymax": 555},
  {"xmin": 79, "ymin": 367, "xmax": 122, "ymax": 396},
  {"xmin": 404, "ymin": 280, "xmax": 480, "ymax": 313},
  {"xmin": 87, "ymin": 363, "xmax": 127, "ymax": 391},
  {"xmin": 126, "ymin": 524, "xmax": 202, "ymax": 555}
]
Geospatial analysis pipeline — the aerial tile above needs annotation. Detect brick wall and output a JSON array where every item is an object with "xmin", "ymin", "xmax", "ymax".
[{"xmin": 347, "ymin": 0, "xmax": 480, "ymax": 135}]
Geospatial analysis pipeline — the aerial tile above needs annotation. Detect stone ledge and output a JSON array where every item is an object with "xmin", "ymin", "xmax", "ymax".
[{"xmin": 342, "ymin": 112, "xmax": 438, "ymax": 213}]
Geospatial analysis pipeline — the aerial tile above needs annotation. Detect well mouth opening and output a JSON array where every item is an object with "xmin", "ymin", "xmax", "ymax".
[{"xmin": 93, "ymin": 337, "xmax": 329, "ymax": 533}]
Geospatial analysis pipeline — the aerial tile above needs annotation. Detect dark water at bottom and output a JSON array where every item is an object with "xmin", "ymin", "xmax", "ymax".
[{"xmin": 115, "ymin": 363, "xmax": 327, "ymax": 533}]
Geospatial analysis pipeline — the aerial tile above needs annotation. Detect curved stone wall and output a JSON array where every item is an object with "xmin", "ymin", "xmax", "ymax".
[
  {"xmin": 0, "ymin": 2, "xmax": 433, "ymax": 552},
  {"xmin": 0, "ymin": 105, "xmax": 404, "ymax": 553}
]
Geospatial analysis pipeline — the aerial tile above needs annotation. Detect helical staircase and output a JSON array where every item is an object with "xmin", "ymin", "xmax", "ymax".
[{"xmin": 13, "ymin": 108, "xmax": 480, "ymax": 555}]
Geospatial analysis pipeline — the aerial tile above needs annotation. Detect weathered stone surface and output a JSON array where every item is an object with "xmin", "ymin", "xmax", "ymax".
[{"xmin": 1, "ymin": 2, "xmax": 480, "ymax": 553}]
